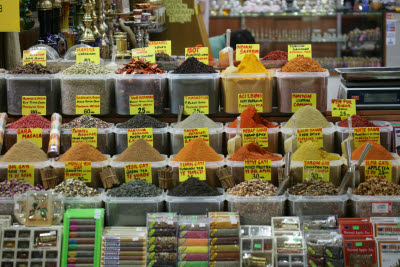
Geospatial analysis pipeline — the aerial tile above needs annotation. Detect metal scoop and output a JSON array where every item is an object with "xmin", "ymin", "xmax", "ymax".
[{"xmin": 276, "ymin": 152, "xmax": 292, "ymax": 195}]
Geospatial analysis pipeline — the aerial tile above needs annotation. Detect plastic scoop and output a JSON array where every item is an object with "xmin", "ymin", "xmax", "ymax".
[
  {"xmin": 227, "ymin": 117, "xmax": 242, "ymax": 156},
  {"xmin": 0, "ymin": 113, "xmax": 7, "ymax": 153},
  {"xmin": 177, "ymin": 105, "xmax": 184, "ymax": 123},
  {"xmin": 284, "ymin": 116, "xmax": 297, "ymax": 153},
  {"xmin": 353, "ymin": 142, "xmax": 373, "ymax": 188},
  {"xmin": 276, "ymin": 152, "xmax": 292, "ymax": 195},
  {"xmin": 219, "ymin": 29, "xmax": 233, "ymax": 68},
  {"xmin": 224, "ymin": 45, "xmax": 238, "ymax": 74},
  {"xmin": 341, "ymin": 116, "xmax": 355, "ymax": 159}
]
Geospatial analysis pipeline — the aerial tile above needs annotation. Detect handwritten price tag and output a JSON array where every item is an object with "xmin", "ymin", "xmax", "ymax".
[
  {"xmin": 17, "ymin": 128, "xmax": 43, "ymax": 148},
  {"xmin": 331, "ymin": 99, "xmax": 356, "ymax": 119},
  {"xmin": 76, "ymin": 95, "xmax": 101, "ymax": 115},
  {"xmin": 297, "ymin": 128, "xmax": 323, "ymax": 148},
  {"xmin": 76, "ymin": 47, "xmax": 100, "ymax": 64},
  {"xmin": 354, "ymin": 127, "xmax": 380, "ymax": 147},
  {"xmin": 242, "ymin": 128, "xmax": 269, "ymax": 147},
  {"xmin": 22, "ymin": 96, "xmax": 47, "ymax": 115},
  {"xmin": 127, "ymin": 128, "xmax": 153, "ymax": 147},
  {"xmin": 23, "ymin": 50, "xmax": 46, "ymax": 66},
  {"xmin": 303, "ymin": 160, "xmax": 330, "ymax": 182},
  {"xmin": 129, "ymin": 95, "xmax": 155, "ymax": 115},
  {"xmin": 365, "ymin": 160, "xmax": 392, "ymax": 181},
  {"xmin": 288, "ymin": 44, "xmax": 312, "ymax": 61},
  {"xmin": 132, "ymin": 47, "xmax": 156, "ymax": 63},
  {"xmin": 65, "ymin": 161, "xmax": 92, "ymax": 183},
  {"xmin": 235, "ymin": 44, "xmax": 260, "ymax": 61},
  {"xmin": 238, "ymin": 93, "xmax": 263, "ymax": 113},
  {"xmin": 184, "ymin": 96, "xmax": 209, "ymax": 115},
  {"xmin": 149, "ymin": 41, "xmax": 172, "ymax": 56},
  {"xmin": 185, "ymin": 47, "xmax": 209, "ymax": 65},
  {"xmin": 71, "ymin": 128, "xmax": 97, "ymax": 148},
  {"xmin": 179, "ymin": 161, "xmax": 206, "ymax": 182},
  {"xmin": 244, "ymin": 159, "xmax": 271, "ymax": 181},
  {"xmin": 125, "ymin": 163, "xmax": 152, "ymax": 183},
  {"xmin": 183, "ymin": 128, "xmax": 209, "ymax": 146},
  {"xmin": 292, "ymin": 93, "xmax": 316, "ymax": 112},
  {"xmin": 7, "ymin": 164, "xmax": 34, "ymax": 185}
]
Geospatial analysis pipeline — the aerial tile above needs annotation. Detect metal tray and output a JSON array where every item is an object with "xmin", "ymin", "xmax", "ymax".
[{"xmin": 335, "ymin": 67, "xmax": 400, "ymax": 81}]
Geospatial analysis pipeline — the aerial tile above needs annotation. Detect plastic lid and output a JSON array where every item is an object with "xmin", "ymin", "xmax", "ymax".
[
  {"xmin": 28, "ymin": 44, "xmax": 60, "ymax": 60},
  {"xmin": 64, "ymin": 44, "xmax": 92, "ymax": 60}
]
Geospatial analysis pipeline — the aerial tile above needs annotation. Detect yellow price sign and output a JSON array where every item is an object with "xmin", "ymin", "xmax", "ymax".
[
  {"xmin": 178, "ymin": 161, "xmax": 206, "ymax": 182},
  {"xmin": 7, "ymin": 164, "xmax": 34, "ymax": 185},
  {"xmin": 297, "ymin": 128, "xmax": 323, "ymax": 148},
  {"xmin": 148, "ymin": 41, "xmax": 172, "ymax": 56},
  {"xmin": 71, "ymin": 128, "xmax": 98, "ymax": 148},
  {"xmin": 183, "ymin": 128, "xmax": 209, "ymax": 146},
  {"xmin": 303, "ymin": 160, "xmax": 330, "ymax": 182},
  {"xmin": 235, "ymin": 44, "xmax": 260, "ymax": 61},
  {"xmin": 242, "ymin": 128, "xmax": 269, "ymax": 147},
  {"xmin": 244, "ymin": 159, "xmax": 271, "ymax": 181},
  {"xmin": 288, "ymin": 44, "xmax": 312, "ymax": 61},
  {"xmin": 127, "ymin": 128, "xmax": 154, "ymax": 147},
  {"xmin": 365, "ymin": 160, "xmax": 392, "ymax": 181},
  {"xmin": 354, "ymin": 127, "xmax": 380, "ymax": 147},
  {"xmin": 132, "ymin": 47, "xmax": 156, "ymax": 63},
  {"xmin": 184, "ymin": 96, "xmax": 209, "ymax": 115},
  {"xmin": 331, "ymin": 99, "xmax": 356, "ymax": 119},
  {"xmin": 129, "ymin": 95, "xmax": 155, "ymax": 115},
  {"xmin": 0, "ymin": 0, "xmax": 20, "ymax": 32},
  {"xmin": 76, "ymin": 47, "xmax": 100, "ymax": 64},
  {"xmin": 17, "ymin": 128, "xmax": 43, "ymax": 148},
  {"xmin": 292, "ymin": 93, "xmax": 316, "ymax": 112},
  {"xmin": 22, "ymin": 96, "xmax": 46, "ymax": 115},
  {"xmin": 23, "ymin": 50, "xmax": 46, "ymax": 66},
  {"xmin": 125, "ymin": 163, "xmax": 152, "ymax": 183},
  {"xmin": 185, "ymin": 47, "xmax": 209, "ymax": 65},
  {"xmin": 238, "ymin": 93, "xmax": 263, "ymax": 113},
  {"xmin": 76, "ymin": 95, "xmax": 101, "ymax": 115},
  {"xmin": 65, "ymin": 161, "xmax": 92, "ymax": 183}
]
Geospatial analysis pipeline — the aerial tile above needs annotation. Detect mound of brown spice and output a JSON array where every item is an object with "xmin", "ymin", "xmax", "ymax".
[
  {"xmin": 0, "ymin": 140, "xmax": 49, "ymax": 162},
  {"xmin": 352, "ymin": 177, "xmax": 400, "ymax": 196},
  {"xmin": 57, "ymin": 142, "xmax": 107, "ymax": 162},
  {"xmin": 280, "ymin": 56, "xmax": 325, "ymax": 72}
]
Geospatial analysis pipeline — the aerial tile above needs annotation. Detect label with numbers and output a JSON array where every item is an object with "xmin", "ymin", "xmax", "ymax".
[
  {"xmin": 183, "ymin": 128, "xmax": 209, "ymax": 146},
  {"xmin": 288, "ymin": 44, "xmax": 312, "ymax": 61},
  {"xmin": 184, "ymin": 96, "xmax": 209, "ymax": 115},
  {"xmin": 372, "ymin": 202, "xmax": 392, "ymax": 214},
  {"xmin": 125, "ymin": 163, "xmax": 152, "ymax": 183},
  {"xmin": 292, "ymin": 93, "xmax": 316, "ymax": 112},
  {"xmin": 242, "ymin": 128, "xmax": 269, "ymax": 147},
  {"xmin": 185, "ymin": 47, "xmax": 209, "ymax": 65},
  {"xmin": 238, "ymin": 93, "xmax": 263, "ymax": 113},
  {"xmin": 76, "ymin": 47, "xmax": 100, "ymax": 64},
  {"xmin": 132, "ymin": 47, "xmax": 156, "ymax": 63},
  {"xmin": 235, "ymin": 44, "xmax": 260, "ymax": 61},
  {"xmin": 76, "ymin": 95, "xmax": 101, "ymax": 115},
  {"xmin": 244, "ymin": 159, "xmax": 271, "ymax": 181},
  {"xmin": 129, "ymin": 95, "xmax": 154, "ymax": 115},
  {"xmin": 127, "ymin": 128, "xmax": 153, "ymax": 147},
  {"xmin": 365, "ymin": 160, "xmax": 392, "ymax": 181},
  {"xmin": 354, "ymin": 127, "xmax": 380, "ymax": 147},
  {"xmin": 17, "ymin": 128, "xmax": 42, "ymax": 148},
  {"xmin": 7, "ymin": 164, "xmax": 34, "ymax": 185},
  {"xmin": 331, "ymin": 99, "xmax": 356, "ymax": 119},
  {"xmin": 23, "ymin": 50, "xmax": 46, "ymax": 66},
  {"xmin": 71, "ymin": 128, "xmax": 97, "ymax": 148},
  {"xmin": 303, "ymin": 160, "xmax": 330, "ymax": 182},
  {"xmin": 178, "ymin": 161, "xmax": 206, "ymax": 182},
  {"xmin": 297, "ymin": 128, "xmax": 323, "ymax": 148},
  {"xmin": 22, "ymin": 96, "xmax": 46, "ymax": 115},
  {"xmin": 148, "ymin": 41, "xmax": 172, "ymax": 56},
  {"xmin": 65, "ymin": 161, "xmax": 92, "ymax": 183}
]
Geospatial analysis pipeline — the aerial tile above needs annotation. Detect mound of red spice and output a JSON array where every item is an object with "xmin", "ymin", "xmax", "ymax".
[
  {"xmin": 263, "ymin": 50, "xmax": 288, "ymax": 60},
  {"xmin": 229, "ymin": 143, "xmax": 282, "ymax": 161},
  {"xmin": 229, "ymin": 106, "xmax": 278, "ymax": 129},
  {"xmin": 338, "ymin": 115, "xmax": 377, "ymax": 128},
  {"xmin": 6, "ymin": 114, "xmax": 51, "ymax": 129}
]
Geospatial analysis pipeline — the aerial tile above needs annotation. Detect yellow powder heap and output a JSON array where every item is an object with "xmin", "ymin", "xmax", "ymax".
[
  {"xmin": 173, "ymin": 138, "xmax": 223, "ymax": 162},
  {"xmin": 284, "ymin": 105, "xmax": 331, "ymax": 129},
  {"xmin": 238, "ymin": 53, "xmax": 269, "ymax": 73},
  {"xmin": 292, "ymin": 141, "xmax": 341, "ymax": 161}
]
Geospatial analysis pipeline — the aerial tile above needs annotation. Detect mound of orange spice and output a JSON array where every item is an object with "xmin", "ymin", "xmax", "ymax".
[
  {"xmin": 280, "ymin": 56, "xmax": 325, "ymax": 72},
  {"xmin": 229, "ymin": 143, "xmax": 282, "ymax": 161}
]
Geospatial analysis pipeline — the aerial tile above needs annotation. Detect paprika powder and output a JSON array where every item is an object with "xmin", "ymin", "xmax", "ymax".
[
  {"xmin": 228, "ymin": 106, "xmax": 278, "ymax": 129},
  {"xmin": 229, "ymin": 143, "xmax": 282, "ymax": 161},
  {"xmin": 352, "ymin": 142, "xmax": 395, "ymax": 161},
  {"xmin": 338, "ymin": 115, "xmax": 377, "ymax": 128}
]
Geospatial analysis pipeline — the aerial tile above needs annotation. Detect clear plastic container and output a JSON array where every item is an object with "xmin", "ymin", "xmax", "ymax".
[
  {"xmin": 60, "ymin": 126, "xmax": 115, "ymax": 155},
  {"xmin": 168, "ymin": 155, "xmax": 226, "ymax": 188},
  {"xmin": 168, "ymin": 72, "xmax": 220, "ymax": 114},
  {"xmin": 0, "ymin": 197, "xmax": 14, "ymax": 217},
  {"xmin": 114, "ymin": 123, "xmax": 169, "ymax": 155},
  {"xmin": 60, "ymin": 74, "xmax": 113, "ymax": 115},
  {"xmin": 0, "ymin": 160, "xmax": 52, "ymax": 185},
  {"xmin": 226, "ymin": 157, "xmax": 284, "ymax": 186},
  {"xmin": 104, "ymin": 193, "xmax": 164, "ymax": 226},
  {"xmin": 221, "ymin": 72, "xmax": 274, "ymax": 113},
  {"xmin": 6, "ymin": 74, "xmax": 60, "ymax": 115},
  {"xmin": 288, "ymin": 194, "xmax": 348, "ymax": 217},
  {"xmin": 349, "ymin": 192, "xmax": 400, "ymax": 217},
  {"xmin": 63, "ymin": 194, "xmax": 104, "ymax": 210},
  {"xmin": 227, "ymin": 194, "xmax": 286, "ymax": 225},
  {"xmin": 335, "ymin": 120, "xmax": 394, "ymax": 153},
  {"xmin": 114, "ymin": 73, "xmax": 167, "ymax": 115},
  {"xmin": 0, "ymin": 73, "xmax": 6, "ymax": 112},
  {"xmin": 165, "ymin": 191, "xmax": 224, "ymax": 215},
  {"xmin": 170, "ymin": 122, "xmax": 224, "ymax": 154},
  {"xmin": 4, "ymin": 128, "xmax": 51, "ymax": 153},
  {"xmin": 260, "ymin": 59, "xmax": 288, "ymax": 69},
  {"xmin": 53, "ymin": 159, "xmax": 110, "ymax": 188},
  {"xmin": 280, "ymin": 122, "xmax": 336, "ymax": 153},
  {"xmin": 276, "ymin": 70, "xmax": 330, "ymax": 113},
  {"xmin": 110, "ymin": 155, "xmax": 168, "ymax": 186},
  {"xmin": 289, "ymin": 154, "xmax": 343, "ymax": 186},
  {"xmin": 225, "ymin": 122, "xmax": 280, "ymax": 154}
]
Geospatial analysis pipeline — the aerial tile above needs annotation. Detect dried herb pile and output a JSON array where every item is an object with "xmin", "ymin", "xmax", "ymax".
[
  {"xmin": 289, "ymin": 179, "xmax": 338, "ymax": 196},
  {"xmin": 10, "ymin": 63, "xmax": 56, "ymax": 74},
  {"xmin": 352, "ymin": 177, "xmax": 400, "ymax": 196}
]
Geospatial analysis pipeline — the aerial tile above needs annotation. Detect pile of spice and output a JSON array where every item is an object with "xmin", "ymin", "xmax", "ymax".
[
  {"xmin": 352, "ymin": 177, "xmax": 400, "ymax": 196},
  {"xmin": 280, "ymin": 56, "xmax": 325, "ymax": 72},
  {"xmin": 9, "ymin": 63, "xmax": 56, "ymax": 74},
  {"xmin": 229, "ymin": 143, "xmax": 282, "ymax": 161},
  {"xmin": 6, "ymin": 114, "xmax": 51, "ymax": 129},
  {"xmin": 173, "ymin": 57, "xmax": 216, "ymax": 74},
  {"xmin": 338, "ymin": 115, "xmax": 377, "ymax": 127},
  {"xmin": 174, "ymin": 113, "xmax": 219, "ymax": 129},
  {"xmin": 115, "ymin": 138, "xmax": 165, "ymax": 162},
  {"xmin": 62, "ymin": 61, "xmax": 110, "ymax": 75},
  {"xmin": 107, "ymin": 180, "xmax": 162, "ymax": 197},
  {"xmin": 52, "ymin": 178, "xmax": 101, "ymax": 197},
  {"xmin": 289, "ymin": 179, "xmax": 338, "ymax": 196},
  {"xmin": 115, "ymin": 58, "xmax": 165, "ymax": 74},
  {"xmin": 168, "ymin": 177, "xmax": 221, "ymax": 196},
  {"xmin": 292, "ymin": 141, "xmax": 340, "ymax": 161},
  {"xmin": 228, "ymin": 179, "xmax": 277, "ymax": 196},
  {"xmin": 0, "ymin": 140, "xmax": 49, "ymax": 162},
  {"xmin": 57, "ymin": 142, "xmax": 107, "ymax": 162},
  {"xmin": 284, "ymin": 105, "xmax": 331, "ymax": 129},
  {"xmin": 61, "ymin": 115, "xmax": 112, "ymax": 129},
  {"xmin": 156, "ymin": 52, "xmax": 174, "ymax": 62},
  {"xmin": 262, "ymin": 50, "xmax": 288, "ymax": 60},
  {"xmin": 116, "ymin": 114, "xmax": 166, "ymax": 129},
  {"xmin": 172, "ymin": 138, "xmax": 223, "ymax": 162},
  {"xmin": 236, "ymin": 53, "xmax": 269, "ymax": 73},
  {"xmin": 0, "ymin": 179, "xmax": 43, "ymax": 197},
  {"xmin": 352, "ymin": 142, "xmax": 395, "ymax": 160},
  {"xmin": 229, "ymin": 106, "xmax": 278, "ymax": 129}
]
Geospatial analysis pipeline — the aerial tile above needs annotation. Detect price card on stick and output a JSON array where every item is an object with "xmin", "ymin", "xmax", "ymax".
[
  {"xmin": 129, "ymin": 95, "xmax": 155, "ymax": 115},
  {"xmin": 235, "ymin": 44, "xmax": 260, "ymax": 61},
  {"xmin": 185, "ymin": 47, "xmax": 209, "ymax": 65},
  {"xmin": 65, "ymin": 161, "xmax": 92, "ymax": 183},
  {"xmin": 76, "ymin": 95, "xmax": 101, "ymax": 115},
  {"xmin": 131, "ymin": 47, "xmax": 156, "ymax": 63},
  {"xmin": 244, "ymin": 159, "xmax": 271, "ymax": 181},
  {"xmin": 303, "ymin": 160, "xmax": 330, "ymax": 182},
  {"xmin": 184, "ymin": 96, "xmax": 209, "ymax": 115},
  {"xmin": 238, "ymin": 93, "xmax": 263, "ymax": 113},
  {"xmin": 354, "ymin": 127, "xmax": 380, "ymax": 147},
  {"xmin": 183, "ymin": 128, "xmax": 209, "ymax": 145},
  {"xmin": 288, "ymin": 44, "xmax": 312, "ymax": 61},
  {"xmin": 76, "ymin": 47, "xmax": 100, "ymax": 64},
  {"xmin": 331, "ymin": 99, "xmax": 356, "ymax": 120},
  {"xmin": 127, "ymin": 128, "xmax": 154, "ymax": 147},
  {"xmin": 7, "ymin": 164, "xmax": 34, "ymax": 185},
  {"xmin": 23, "ymin": 50, "xmax": 47, "ymax": 66},
  {"xmin": 242, "ymin": 128, "xmax": 269, "ymax": 147},
  {"xmin": 365, "ymin": 160, "xmax": 392, "ymax": 181},
  {"xmin": 292, "ymin": 93, "xmax": 316, "ymax": 112},
  {"xmin": 297, "ymin": 128, "xmax": 323, "ymax": 147},
  {"xmin": 22, "ymin": 96, "xmax": 46, "ymax": 115},
  {"xmin": 148, "ymin": 41, "xmax": 172, "ymax": 56},
  {"xmin": 125, "ymin": 163, "xmax": 152, "ymax": 183},
  {"xmin": 17, "ymin": 128, "xmax": 43, "ymax": 148},
  {"xmin": 179, "ymin": 161, "xmax": 206, "ymax": 182}
]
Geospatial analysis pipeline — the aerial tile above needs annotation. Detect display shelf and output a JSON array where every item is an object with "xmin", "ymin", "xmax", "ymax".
[{"xmin": 210, "ymin": 10, "xmax": 383, "ymax": 18}]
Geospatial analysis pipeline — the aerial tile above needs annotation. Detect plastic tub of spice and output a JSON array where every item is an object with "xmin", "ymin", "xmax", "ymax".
[
  {"xmin": 0, "ymin": 160, "xmax": 52, "ymax": 185},
  {"xmin": 166, "ymin": 190, "xmax": 224, "ymax": 215},
  {"xmin": 0, "ymin": 197, "xmax": 14, "ymax": 217},
  {"xmin": 288, "ymin": 194, "xmax": 348, "ymax": 217},
  {"xmin": 0, "ymin": 71, "xmax": 6, "ymax": 112},
  {"xmin": 63, "ymin": 194, "xmax": 104, "ymax": 210},
  {"xmin": 4, "ymin": 126, "xmax": 51, "ymax": 153}
]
